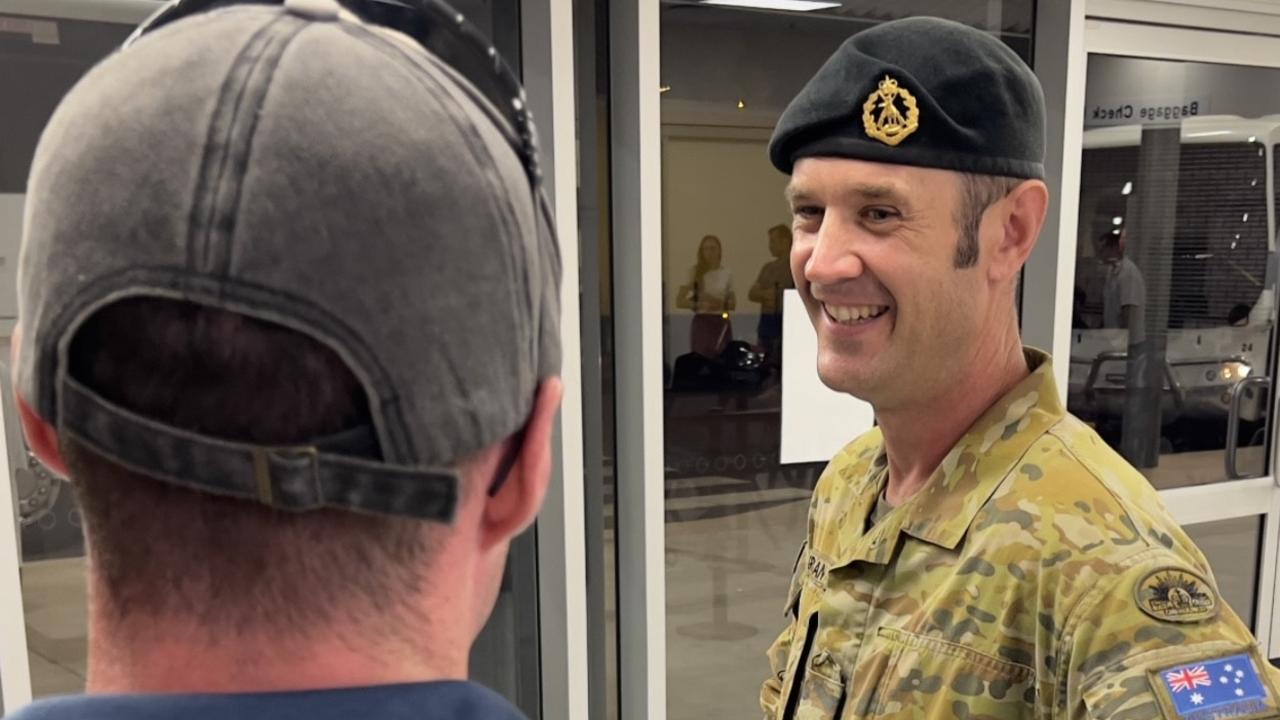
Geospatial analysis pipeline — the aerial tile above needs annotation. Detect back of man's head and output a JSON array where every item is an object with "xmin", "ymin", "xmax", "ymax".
[
  {"xmin": 62, "ymin": 299, "xmax": 433, "ymax": 638},
  {"xmin": 12, "ymin": 0, "xmax": 562, "ymax": 691}
]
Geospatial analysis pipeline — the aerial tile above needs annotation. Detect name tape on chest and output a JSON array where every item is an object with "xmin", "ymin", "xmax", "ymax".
[{"xmin": 806, "ymin": 553, "xmax": 828, "ymax": 586}]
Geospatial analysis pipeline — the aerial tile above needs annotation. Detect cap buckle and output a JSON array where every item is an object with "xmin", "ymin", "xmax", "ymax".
[{"xmin": 253, "ymin": 445, "xmax": 321, "ymax": 510}]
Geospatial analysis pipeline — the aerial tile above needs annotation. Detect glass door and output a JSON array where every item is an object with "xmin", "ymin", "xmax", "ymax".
[
  {"xmin": 655, "ymin": 4, "xmax": 1036, "ymax": 718},
  {"xmin": 1072, "ymin": 18, "xmax": 1280, "ymax": 658}
]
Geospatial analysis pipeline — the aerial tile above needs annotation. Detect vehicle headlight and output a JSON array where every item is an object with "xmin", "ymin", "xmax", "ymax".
[{"xmin": 1223, "ymin": 362, "xmax": 1252, "ymax": 381}]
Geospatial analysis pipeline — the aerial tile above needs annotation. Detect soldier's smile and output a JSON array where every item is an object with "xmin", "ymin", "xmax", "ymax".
[
  {"xmin": 820, "ymin": 301, "xmax": 892, "ymax": 337},
  {"xmin": 823, "ymin": 302, "xmax": 889, "ymax": 325}
]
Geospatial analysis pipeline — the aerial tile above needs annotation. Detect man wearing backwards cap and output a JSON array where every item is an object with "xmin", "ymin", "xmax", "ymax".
[
  {"xmin": 762, "ymin": 16, "xmax": 1280, "ymax": 720},
  {"xmin": 7, "ymin": 0, "xmax": 560, "ymax": 719}
]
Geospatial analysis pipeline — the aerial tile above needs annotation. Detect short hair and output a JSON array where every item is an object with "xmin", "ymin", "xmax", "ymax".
[
  {"xmin": 61, "ymin": 298, "xmax": 432, "ymax": 638},
  {"xmin": 768, "ymin": 224, "xmax": 792, "ymax": 240},
  {"xmin": 954, "ymin": 173, "xmax": 1024, "ymax": 268}
]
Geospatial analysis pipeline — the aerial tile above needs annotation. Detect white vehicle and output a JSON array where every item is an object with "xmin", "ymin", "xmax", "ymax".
[{"xmin": 1069, "ymin": 115, "xmax": 1276, "ymax": 460}]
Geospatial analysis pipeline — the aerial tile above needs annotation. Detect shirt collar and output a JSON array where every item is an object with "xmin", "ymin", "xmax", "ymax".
[{"xmin": 816, "ymin": 348, "xmax": 1065, "ymax": 568}]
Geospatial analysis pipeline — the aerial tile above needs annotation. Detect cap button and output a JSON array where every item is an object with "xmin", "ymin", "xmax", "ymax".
[{"xmin": 284, "ymin": 0, "xmax": 341, "ymax": 20}]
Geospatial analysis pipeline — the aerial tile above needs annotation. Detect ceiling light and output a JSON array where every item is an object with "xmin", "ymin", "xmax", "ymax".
[
  {"xmin": 1121, "ymin": 181, "xmax": 1132, "ymax": 196},
  {"xmin": 1113, "ymin": 216, "xmax": 1124, "ymax": 226},
  {"xmin": 702, "ymin": 0, "xmax": 840, "ymax": 11},
  {"xmin": 737, "ymin": 99, "xmax": 746, "ymax": 109}
]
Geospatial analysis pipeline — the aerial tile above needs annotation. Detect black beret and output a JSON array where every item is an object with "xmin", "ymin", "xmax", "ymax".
[{"xmin": 769, "ymin": 16, "xmax": 1045, "ymax": 179}]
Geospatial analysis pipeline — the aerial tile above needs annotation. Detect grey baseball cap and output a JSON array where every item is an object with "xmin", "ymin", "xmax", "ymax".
[{"xmin": 15, "ymin": 0, "xmax": 561, "ymax": 522}]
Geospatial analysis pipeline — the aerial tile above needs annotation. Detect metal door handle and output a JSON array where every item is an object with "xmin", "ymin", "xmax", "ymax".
[
  {"xmin": 1082, "ymin": 351, "xmax": 1185, "ymax": 411},
  {"xmin": 1226, "ymin": 376, "xmax": 1271, "ymax": 480}
]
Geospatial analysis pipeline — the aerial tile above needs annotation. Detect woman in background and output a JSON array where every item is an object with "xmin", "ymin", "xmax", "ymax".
[{"xmin": 677, "ymin": 234, "xmax": 736, "ymax": 358}]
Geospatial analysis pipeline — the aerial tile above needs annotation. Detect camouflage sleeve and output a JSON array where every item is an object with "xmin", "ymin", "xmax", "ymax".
[
  {"xmin": 1061, "ymin": 552, "xmax": 1280, "ymax": 719},
  {"xmin": 761, "ymin": 540, "xmax": 807, "ymax": 719}
]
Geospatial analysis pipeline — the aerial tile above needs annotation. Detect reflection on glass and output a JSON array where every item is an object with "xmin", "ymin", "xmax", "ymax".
[
  {"xmin": 1184, "ymin": 516, "xmax": 1263, "ymax": 632},
  {"xmin": 748, "ymin": 225, "xmax": 794, "ymax": 371},
  {"xmin": 1068, "ymin": 55, "xmax": 1278, "ymax": 490},
  {"xmin": 676, "ymin": 235, "xmax": 738, "ymax": 360},
  {"xmin": 658, "ymin": 4, "xmax": 1035, "ymax": 718}
]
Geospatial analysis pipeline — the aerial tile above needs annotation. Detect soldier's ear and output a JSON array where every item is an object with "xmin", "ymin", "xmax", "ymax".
[{"xmin": 986, "ymin": 179, "xmax": 1048, "ymax": 284}]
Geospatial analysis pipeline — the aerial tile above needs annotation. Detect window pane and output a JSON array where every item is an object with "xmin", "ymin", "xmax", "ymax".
[
  {"xmin": 1069, "ymin": 55, "xmax": 1280, "ymax": 491},
  {"xmin": 1183, "ymin": 516, "xmax": 1263, "ymax": 632}
]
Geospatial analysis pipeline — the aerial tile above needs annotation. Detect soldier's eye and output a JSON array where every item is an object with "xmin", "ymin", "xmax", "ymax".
[
  {"xmin": 793, "ymin": 205, "xmax": 823, "ymax": 220},
  {"xmin": 862, "ymin": 206, "xmax": 900, "ymax": 223}
]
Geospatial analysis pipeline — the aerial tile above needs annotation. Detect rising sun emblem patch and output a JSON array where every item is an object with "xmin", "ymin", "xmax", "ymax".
[{"xmin": 1135, "ymin": 568, "xmax": 1219, "ymax": 623}]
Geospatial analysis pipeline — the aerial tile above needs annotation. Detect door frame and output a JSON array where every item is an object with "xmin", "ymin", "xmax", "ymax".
[
  {"xmin": 1073, "ymin": 13, "xmax": 1280, "ymax": 658},
  {"xmin": 0, "ymin": 0, "xmax": 162, "ymax": 705}
]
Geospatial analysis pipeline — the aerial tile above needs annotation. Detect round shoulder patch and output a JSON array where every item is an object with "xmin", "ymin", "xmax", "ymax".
[{"xmin": 1134, "ymin": 567, "xmax": 1219, "ymax": 623}]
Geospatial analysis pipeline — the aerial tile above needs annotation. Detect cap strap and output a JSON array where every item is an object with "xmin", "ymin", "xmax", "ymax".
[{"xmin": 59, "ymin": 377, "xmax": 458, "ymax": 522}]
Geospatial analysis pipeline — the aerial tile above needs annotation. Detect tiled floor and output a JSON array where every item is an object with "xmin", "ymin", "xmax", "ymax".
[
  {"xmin": 21, "ymin": 558, "xmax": 87, "ymax": 697},
  {"xmin": 664, "ymin": 494, "xmax": 809, "ymax": 720}
]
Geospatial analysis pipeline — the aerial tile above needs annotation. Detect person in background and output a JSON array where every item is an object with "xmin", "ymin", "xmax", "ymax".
[
  {"xmin": 1100, "ymin": 228, "xmax": 1147, "ymax": 342},
  {"xmin": 677, "ymin": 234, "xmax": 737, "ymax": 358},
  {"xmin": 749, "ymin": 224, "xmax": 796, "ymax": 369}
]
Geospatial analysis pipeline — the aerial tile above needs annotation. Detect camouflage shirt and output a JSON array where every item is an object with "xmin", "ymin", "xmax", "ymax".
[{"xmin": 762, "ymin": 349, "xmax": 1280, "ymax": 720}]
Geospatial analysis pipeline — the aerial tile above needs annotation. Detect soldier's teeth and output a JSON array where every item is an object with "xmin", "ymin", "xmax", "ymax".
[{"xmin": 827, "ymin": 304, "xmax": 888, "ymax": 324}]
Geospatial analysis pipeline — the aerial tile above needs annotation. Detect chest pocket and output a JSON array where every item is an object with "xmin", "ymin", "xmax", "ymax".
[
  {"xmin": 846, "ymin": 627, "xmax": 1036, "ymax": 719},
  {"xmin": 778, "ymin": 612, "xmax": 847, "ymax": 720}
]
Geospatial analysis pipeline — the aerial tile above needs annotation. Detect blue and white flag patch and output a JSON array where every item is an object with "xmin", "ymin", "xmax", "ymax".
[{"xmin": 1156, "ymin": 654, "xmax": 1270, "ymax": 718}]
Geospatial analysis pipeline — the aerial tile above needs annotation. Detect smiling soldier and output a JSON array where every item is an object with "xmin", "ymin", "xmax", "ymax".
[{"xmin": 761, "ymin": 15, "xmax": 1280, "ymax": 720}]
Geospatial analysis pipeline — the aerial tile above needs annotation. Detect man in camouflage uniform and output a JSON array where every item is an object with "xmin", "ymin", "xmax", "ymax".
[{"xmin": 761, "ymin": 16, "xmax": 1280, "ymax": 720}]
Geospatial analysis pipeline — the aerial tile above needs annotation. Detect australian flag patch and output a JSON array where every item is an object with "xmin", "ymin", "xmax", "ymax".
[{"xmin": 1154, "ymin": 654, "xmax": 1273, "ymax": 719}]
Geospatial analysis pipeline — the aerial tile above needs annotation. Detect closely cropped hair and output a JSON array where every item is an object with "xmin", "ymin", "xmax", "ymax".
[
  {"xmin": 61, "ymin": 298, "xmax": 431, "ymax": 636},
  {"xmin": 954, "ymin": 174, "xmax": 1024, "ymax": 268}
]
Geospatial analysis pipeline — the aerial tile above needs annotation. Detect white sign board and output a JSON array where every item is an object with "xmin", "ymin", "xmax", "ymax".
[
  {"xmin": 1085, "ymin": 95, "xmax": 1210, "ymax": 127},
  {"xmin": 780, "ymin": 290, "xmax": 875, "ymax": 465}
]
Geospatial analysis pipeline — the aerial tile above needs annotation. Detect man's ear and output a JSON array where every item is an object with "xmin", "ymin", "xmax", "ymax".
[
  {"xmin": 480, "ymin": 378, "xmax": 563, "ymax": 549},
  {"xmin": 986, "ymin": 179, "xmax": 1049, "ymax": 284},
  {"xmin": 10, "ymin": 324, "xmax": 69, "ymax": 477}
]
